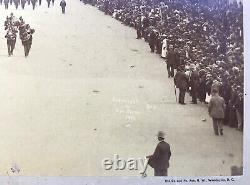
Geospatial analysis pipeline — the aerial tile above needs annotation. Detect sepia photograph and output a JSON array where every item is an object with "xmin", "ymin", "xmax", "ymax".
[{"xmin": 0, "ymin": 0, "xmax": 246, "ymax": 181}]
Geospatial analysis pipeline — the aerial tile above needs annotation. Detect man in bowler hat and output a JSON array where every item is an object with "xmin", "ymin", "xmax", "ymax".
[{"xmin": 147, "ymin": 131, "xmax": 171, "ymax": 176}]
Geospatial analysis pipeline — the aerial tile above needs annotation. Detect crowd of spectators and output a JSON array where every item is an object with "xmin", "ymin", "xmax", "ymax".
[{"xmin": 81, "ymin": 0, "xmax": 244, "ymax": 131}]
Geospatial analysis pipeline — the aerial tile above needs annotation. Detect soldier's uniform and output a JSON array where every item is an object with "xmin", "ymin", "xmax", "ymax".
[
  {"xmin": 4, "ymin": 0, "xmax": 9, "ymax": 9},
  {"xmin": 47, "ymin": 0, "xmax": 51, "ymax": 7},
  {"xmin": 14, "ymin": 0, "xmax": 20, "ymax": 9},
  {"xmin": 31, "ymin": 0, "xmax": 37, "ymax": 9},
  {"xmin": 5, "ymin": 30, "xmax": 17, "ymax": 56},
  {"xmin": 21, "ymin": 32, "xmax": 30, "ymax": 57},
  {"xmin": 60, "ymin": 0, "xmax": 66, "ymax": 14},
  {"xmin": 19, "ymin": 23, "xmax": 35, "ymax": 57},
  {"xmin": 21, "ymin": 0, "xmax": 26, "ymax": 9}
]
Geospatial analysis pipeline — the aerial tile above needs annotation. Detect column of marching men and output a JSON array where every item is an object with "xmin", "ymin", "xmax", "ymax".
[
  {"xmin": 4, "ymin": 13, "xmax": 35, "ymax": 57},
  {"xmin": 0, "ymin": 0, "xmax": 67, "ymax": 13},
  {"xmin": 0, "ymin": 0, "xmax": 56, "ymax": 10}
]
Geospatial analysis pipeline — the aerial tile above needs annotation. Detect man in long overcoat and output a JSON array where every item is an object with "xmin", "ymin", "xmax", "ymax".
[
  {"xmin": 174, "ymin": 66, "xmax": 189, "ymax": 105},
  {"xmin": 147, "ymin": 131, "xmax": 171, "ymax": 176},
  {"xmin": 166, "ymin": 45, "xmax": 178, "ymax": 78},
  {"xmin": 208, "ymin": 88, "xmax": 226, "ymax": 135}
]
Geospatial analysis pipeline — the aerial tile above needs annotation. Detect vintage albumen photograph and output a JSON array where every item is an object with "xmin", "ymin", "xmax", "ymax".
[{"xmin": 0, "ymin": 0, "xmax": 244, "ymax": 178}]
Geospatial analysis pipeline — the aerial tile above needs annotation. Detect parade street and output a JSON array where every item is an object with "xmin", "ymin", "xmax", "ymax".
[{"xmin": 0, "ymin": 0, "xmax": 243, "ymax": 176}]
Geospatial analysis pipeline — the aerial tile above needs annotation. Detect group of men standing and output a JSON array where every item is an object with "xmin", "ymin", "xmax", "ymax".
[
  {"xmin": 4, "ymin": 13, "xmax": 35, "ymax": 57},
  {"xmin": 163, "ymin": 45, "xmax": 227, "ymax": 136}
]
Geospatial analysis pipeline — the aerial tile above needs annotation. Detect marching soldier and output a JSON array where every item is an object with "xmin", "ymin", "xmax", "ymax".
[
  {"xmin": 20, "ymin": 24, "xmax": 35, "ymax": 57},
  {"xmin": 174, "ymin": 66, "xmax": 189, "ymax": 105},
  {"xmin": 31, "ymin": 0, "xmax": 37, "ymax": 9},
  {"xmin": 47, "ymin": 0, "xmax": 51, "ymax": 7},
  {"xmin": 26, "ymin": 29, "xmax": 35, "ymax": 57},
  {"xmin": 21, "ymin": 32, "xmax": 29, "ymax": 57},
  {"xmin": 60, "ymin": 0, "xmax": 66, "ymax": 14},
  {"xmin": 4, "ymin": 0, "xmax": 9, "ymax": 9},
  {"xmin": 5, "ymin": 29, "xmax": 17, "ymax": 56},
  {"xmin": 21, "ymin": 0, "xmax": 26, "ymax": 9},
  {"xmin": 14, "ymin": 0, "xmax": 20, "ymax": 9}
]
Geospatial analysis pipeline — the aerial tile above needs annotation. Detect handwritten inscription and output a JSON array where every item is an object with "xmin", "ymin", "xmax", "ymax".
[{"xmin": 112, "ymin": 97, "xmax": 157, "ymax": 123}]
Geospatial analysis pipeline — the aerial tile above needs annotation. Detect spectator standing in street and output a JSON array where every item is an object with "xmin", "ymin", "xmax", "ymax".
[
  {"xmin": 174, "ymin": 66, "xmax": 189, "ymax": 105},
  {"xmin": 208, "ymin": 88, "xmax": 226, "ymax": 136},
  {"xmin": 190, "ymin": 65, "xmax": 200, "ymax": 104},
  {"xmin": 147, "ymin": 131, "xmax": 171, "ymax": 176},
  {"xmin": 60, "ymin": 0, "xmax": 66, "ymax": 14},
  {"xmin": 166, "ymin": 45, "xmax": 177, "ymax": 78}
]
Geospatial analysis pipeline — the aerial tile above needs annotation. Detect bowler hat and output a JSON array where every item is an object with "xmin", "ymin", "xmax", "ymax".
[{"xmin": 157, "ymin": 131, "xmax": 165, "ymax": 139}]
